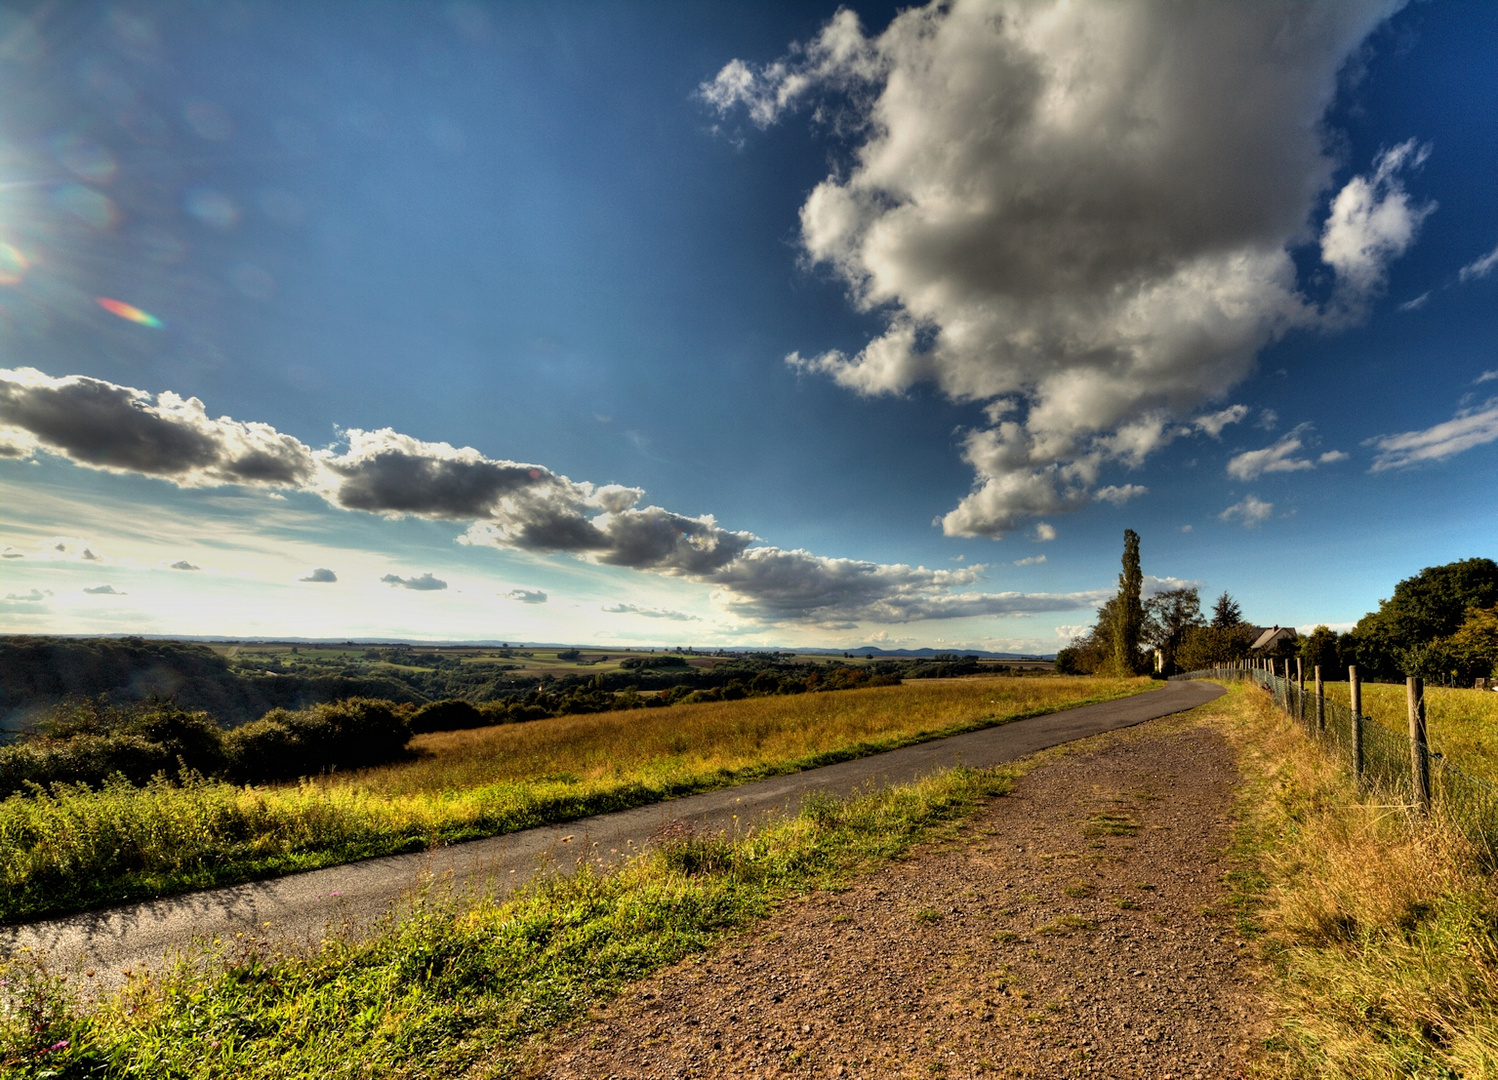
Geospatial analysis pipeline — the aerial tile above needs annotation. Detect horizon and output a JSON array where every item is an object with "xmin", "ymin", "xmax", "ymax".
[{"xmin": 2, "ymin": 1, "xmax": 1494, "ymax": 650}]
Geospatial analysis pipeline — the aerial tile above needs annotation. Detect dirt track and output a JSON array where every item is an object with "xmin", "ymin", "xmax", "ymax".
[{"xmin": 533, "ymin": 714, "xmax": 1255, "ymax": 1079}]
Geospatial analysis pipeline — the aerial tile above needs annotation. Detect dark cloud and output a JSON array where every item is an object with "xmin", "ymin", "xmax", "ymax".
[
  {"xmin": 299, "ymin": 567, "xmax": 338, "ymax": 583},
  {"xmin": 595, "ymin": 508, "xmax": 755, "ymax": 574},
  {"xmin": 600, "ymin": 602, "xmax": 698, "ymax": 621},
  {"xmin": 83, "ymin": 584, "xmax": 125, "ymax": 595},
  {"xmin": 4, "ymin": 589, "xmax": 50, "ymax": 602},
  {"xmin": 380, "ymin": 572, "xmax": 448, "ymax": 591},
  {"xmin": 169, "ymin": 560, "xmax": 200, "ymax": 571},
  {"xmin": 505, "ymin": 588, "xmax": 547, "ymax": 604}
]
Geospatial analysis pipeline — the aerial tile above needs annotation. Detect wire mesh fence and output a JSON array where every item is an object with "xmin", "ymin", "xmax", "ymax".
[{"xmin": 1175, "ymin": 664, "xmax": 1498, "ymax": 847}]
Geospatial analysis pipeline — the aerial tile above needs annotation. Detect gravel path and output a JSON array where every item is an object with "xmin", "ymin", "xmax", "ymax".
[{"xmin": 532, "ymin": 715, "xmax": 1254, "ymax": 1079}]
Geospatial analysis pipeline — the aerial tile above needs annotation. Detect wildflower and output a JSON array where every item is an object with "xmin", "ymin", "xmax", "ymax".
[{"xmin": 48, "ymin": 1040, "xmax": 69, "ymax": 1052}]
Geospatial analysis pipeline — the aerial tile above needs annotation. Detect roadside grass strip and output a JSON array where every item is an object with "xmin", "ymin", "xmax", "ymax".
[
  {"xmin": 1218, "ymin": 681, "xmax": 1498, "ymax": 1078},
  {"xmin": 1, "ymin": 767, "xmax": 1015, "ymax": 1079},
  {"xmin": 0, "ymin": 677, "xmax": 1149, "ymax": 923}
]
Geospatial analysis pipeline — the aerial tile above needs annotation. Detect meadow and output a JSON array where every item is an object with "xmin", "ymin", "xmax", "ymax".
[
  {"xmin": 1319, "ymin": 681, "xmax": 1498, "ymax": 776},
  {"xmin": 0, "ymin": 675, "xmax": 1149, "ymax": 923}
]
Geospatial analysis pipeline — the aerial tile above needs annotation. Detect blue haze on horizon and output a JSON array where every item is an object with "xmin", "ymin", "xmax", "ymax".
[{"xmin": 0, "ymin": 0, "xmax": 1493, "ymax": 650}]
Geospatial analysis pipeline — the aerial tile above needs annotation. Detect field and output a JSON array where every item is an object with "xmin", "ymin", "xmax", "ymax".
[
  {"xmin": 1319, "ymin": 681, "xmax": 1498, "ymax": 776},
  {"xmin": 0, "ymin": 675, "xmax": 1150, "ymax": 922}
]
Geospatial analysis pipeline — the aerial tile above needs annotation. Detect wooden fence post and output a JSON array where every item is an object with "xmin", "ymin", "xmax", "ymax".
[
  {"xmin": 1349, "ymin": 664, "xmax": 1363, "ymax": 781},
  {"xmin": 1296, "ymin": 657, "xmax": 1305, "ymax": 723},
  {"xmin": 1407, "ymin": 676, "xmax": 1430, "ymax": 813},
  {"xmin": 1314, "ymin": 664, "xmax": 1324, "ymax": 732}
]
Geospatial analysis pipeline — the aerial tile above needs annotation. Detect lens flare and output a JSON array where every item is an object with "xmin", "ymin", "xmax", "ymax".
[
  {"xmin": 96, "ymin": 297, "xmax": 163, "ymax": 327},
  {"xmin": 0, "ymin": 244, "xmax": 30, "ymax": 285}
]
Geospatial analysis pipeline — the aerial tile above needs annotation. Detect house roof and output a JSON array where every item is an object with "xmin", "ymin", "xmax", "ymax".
[{"xmin": 1250, "ymin": 625, "xmax": 1296, "ymax": 651}]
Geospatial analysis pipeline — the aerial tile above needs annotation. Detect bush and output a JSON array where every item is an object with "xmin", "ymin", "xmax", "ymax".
[
  {"xmin": 409, "ymin": 698, "xmax": 487, "ymax": 734},
  {"xmin": 223, "ymin": 698, "xmax": 411, "ymax": 783},
  {"xmin": 620, "ymin": 655, "xmax": 688, "ymax": 669}
]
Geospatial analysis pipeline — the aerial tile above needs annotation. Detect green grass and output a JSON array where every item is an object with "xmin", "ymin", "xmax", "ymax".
[
  {"xmin": 1, "ymin": 766, "xmax": 1015, "ymax": 1079},
  {"xmin": 1217, "ymin": 680, "xmax": 1498, "ymax": 1078},
  {"xmin": 0, "ymin": 676, "xmax": 1150, "ymax": 923},
  {"xmin": 1320, "ymin": 681, "xmax": 1498, "ymax": 778}
]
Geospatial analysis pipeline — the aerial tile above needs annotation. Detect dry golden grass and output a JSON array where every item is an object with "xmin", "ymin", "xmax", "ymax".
[
  {"xmin": 347, "ymin": 675, "xmax": 1152, "ymax": 798},
  {"xmin": 1217, "ymin": 681, "xmax": 1498, "ymax": 1077},
  {"xmin": 1320, "ymin": 680, "xmax": 1498, "ymax": 777}
]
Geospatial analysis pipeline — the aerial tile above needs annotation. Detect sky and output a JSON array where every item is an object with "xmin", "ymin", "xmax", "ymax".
[{"xmin": 0, "ymin": 0, "xmax": 1494, "ymax": 651}]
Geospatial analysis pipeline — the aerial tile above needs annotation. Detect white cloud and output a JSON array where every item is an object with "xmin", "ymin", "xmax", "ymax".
[
  {"xmin": 381, "ymin": 572, "xmax": 448, "ymax": 591},
  {"xmin": 1219, "ymin": 496, "xmax": 1274, "ymax": 527},
  {"xmin": 506, "ymin": 588, "xmax": 548, "ymax": 604},
  {"xmin": 1180, "ymin": 525, "xmax": 1193, "ymax": 533},
  {"xmin": 1476, "ymin": 370, "xmax": 1498, "ymax": 385},
  {"xmin": 1459, "ymin": 241, "xmax": 1498, "ymax": 283},
  {"xmin": 1366, "ymin": 398, "xmax": 1498, "ymax": 471},
  {"xmin": 707, "ymin": 1, "xmax": 1413, "ymax": 535},
  {"xmin": 1397, "ymin": 292, "xmax": 1429, "ymax": 312},
  {"xmin": 1318, "ymin": 450, "xmax": 1349, "ymax": 464},
  {"xmin": 601, "ymin": 603, "xmax": 698, "ymax": 621},
  {"xmin": 1094, "ymin": 484, "xmax": 1148, "ymax": 507},
  {"xmin": 1226, "ymin": 428, "xmax": 1318, "ymax": 480},
  {"xmin": 1031, "ymin": 523, "xmax": 1057, "ymax": 542},
  {"xmin": 1194, "ymin": 405, "xmax": 1249, "ymax": 439},
  {"xmin": 1012, "ymin": 555, "xmax": 1046, "ymax": 566}
]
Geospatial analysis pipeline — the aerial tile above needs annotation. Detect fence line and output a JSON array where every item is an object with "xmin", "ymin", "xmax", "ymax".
[{"xmin": 1174, "ymin": 661, "xmax": 1498, "ymax": 843}]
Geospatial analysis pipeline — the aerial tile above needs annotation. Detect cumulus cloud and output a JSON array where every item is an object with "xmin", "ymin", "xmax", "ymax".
[
  {"xmin": 1194, "ymin": 406, "xmax": 1250, "ymax": 439},
  {"xmin": 600, "ymin": 603, "xmax": 698, "ymax": 621},
  {"xmin": 381, "ymin": 572, "xmax": 448, "ymax": 591},
  {"xmin": 705, "ymin": 1, "xmax": 1419, "ymax": 535},
  {"xmin": 1219, "ymin": 496, "xmax": 1274, "ymax": 527},
  {"xmin": 506, "ymin": 588, "xmax": 548, "ymax": 604},
  {"xmin": 1095, "ymin": 485, "xmax": 1148, "ymax": 507},
  {"xmin": 1226, "ymin": 428, "xmax": 1320, "ymax": 480},
  {"xmin": 1459, "ymin": 241, "xmax": 1498, "ymax": 283},
  {"xmin": 1366, "ymin": 398, "xmax": 1498, "ymax": 471},
  {"xmin": 0, "ymin": 367, "xmax": 1114, "ymax": 627},
  {"xmin": 168, "ymin": 560, "xmax": 200, "ymax": 571},
  {"xmin": 83, "ymin": 584, "xmax": 126, "ymax": 595},
  {"xmin": 299, "ymin": 567, "xmax": 337, "ymax": 583}
]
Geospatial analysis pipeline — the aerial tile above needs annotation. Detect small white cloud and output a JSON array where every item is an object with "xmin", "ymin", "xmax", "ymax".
[
  {"xmin": 83, "ymin": 584, "xmax": 126, "ymax": 595},
  {"xmin": 1318, "ymin": 450, "xmax": 1349, "ymax": 464},
  {"xmin": 1194, "ymin": 406, "xmax": 1249, "ymax": 439},
  {"xmin": 381, "ymin": 572, "xmax": 447, "ymax": 591},
  {"xmin": 1256, "ymin": 410, "xmax": 1279, "ymax": 431},
  {"xmin": 1094, "ymin": 484, "xmax": 1148, "ymax": 506},
  {"xmin": 299, "ymin": 567, "xmax": 337, "ymax": 583},
  {"xmin": 1219, "ymin": 496, "xmax": 1274, "ymax": 528},
  {"xmin": 506, "ymin": 588, "xmax": 548, "ymax": 604},
  {"xmin": 1180, "ymin": 524, "xmax": 1193, "ymax": 533},
  {"xmin": 1367, "ymin": 398, "xmax": 1498, "ymax": 471},
  {"xmin": 1012, "ymin": 555, "xmax": 1046, "ymax": 566},
  {"xmin": 1397, "ymin": 292, "xmax": 1430, "ymax": 312},
  {"xmin": 1459, "ymin": 241, "xmax": 1498, "ymax": 283},
  {"xmin": 1031, "ymin": 523, "xmax": 1057, "ymax": 542},
  {"xmin": 949, "ymin": 554, "xmax": 966, "ymax": 562},
  {"xmin": 601, "ymin": 602, "xmax": 699, "ymax": 621},
  {"xmin": 168, "ymin": 559, "xmax": 200, "ymax": 571},
  {"xmin": 1227, "ymin": 428, "xmax": 1318, "ymax": 480},
  {"xmin": 1476, "ymin": 370, "xmax": 1498, "ymax": 385}
]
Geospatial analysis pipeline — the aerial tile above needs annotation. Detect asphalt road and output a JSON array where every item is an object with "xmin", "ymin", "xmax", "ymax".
[{"xmin": 4, "ymin": 679, "xmax": 1223, "ymax": 990}]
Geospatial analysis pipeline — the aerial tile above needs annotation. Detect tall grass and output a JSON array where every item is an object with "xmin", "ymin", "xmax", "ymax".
[
  {"xmin": 0, "ymin": 676, "xmax": 1148, "ymax": 923},
  {"xmin": 2, "ymin": 766, "xmax": 1015, "ymax": 1079},
  {"xmin": 1320, "ymin": 681, "xmax": 1498, "ymax": 777},
  {"xmin": 1219, "ymin": 681, "xmax": 1498, "ymax": 1077}
]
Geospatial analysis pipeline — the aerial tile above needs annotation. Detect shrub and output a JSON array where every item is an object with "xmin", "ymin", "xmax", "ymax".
[
  {"xmin": 409, "ymin": 699, "xmax": 487, "ymax": 734},
  {"xmin": 223, "ymin": 698, "xmax": 410, "ymax": 782}
]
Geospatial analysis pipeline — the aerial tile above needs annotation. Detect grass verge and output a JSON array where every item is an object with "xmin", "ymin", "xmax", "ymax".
[
  {"xmin": 1319, "ymin": 680, "xmax": 1498, "ymax": 779},
  {"xmin": 1215, "ymin": 680, "xmax": 1498, "ymax": 1077},
  {"xmin": 2, "ymin": 765, "xmax": 1016, "ymax": 1079},
  {"xmin": 0, "ymin": 676, "xmax": 1149, "ymax": 923}
]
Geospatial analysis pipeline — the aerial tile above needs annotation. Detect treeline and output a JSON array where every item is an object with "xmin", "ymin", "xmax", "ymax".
[{"xmin": 1054, "ymin": 540, "xmax": 1498, "ymax": 685}]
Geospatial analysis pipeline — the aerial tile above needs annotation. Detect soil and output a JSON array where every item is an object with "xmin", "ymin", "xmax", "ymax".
[{"xmin": 530, "ymin": 718, "xmax": 1260, "ymax": 1079}]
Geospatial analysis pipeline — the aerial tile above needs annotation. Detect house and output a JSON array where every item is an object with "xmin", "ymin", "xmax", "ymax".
[{"xmin": 1249, "ymin": 625, "xmax": 1297, "ymax": 653}]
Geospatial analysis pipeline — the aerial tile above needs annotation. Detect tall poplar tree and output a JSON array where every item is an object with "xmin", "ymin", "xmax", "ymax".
[{"xmin": 1114, "ymin": 528, "xmax": 1144, "ymax": 675}]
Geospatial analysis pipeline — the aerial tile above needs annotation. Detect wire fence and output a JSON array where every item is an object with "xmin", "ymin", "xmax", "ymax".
[{"xmin": 1175, "ymin": 664, "xmax": 1498, "ymax": 846}]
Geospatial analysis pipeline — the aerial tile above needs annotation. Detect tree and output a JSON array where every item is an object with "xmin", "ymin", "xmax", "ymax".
[
  {"xmin": 1176, "ymin": 624, "xmax": 1256, "ymax": 672},
  {"xmin": 1113, "ymin": 530, "xmax": 1145, "ymax": 675},
  {"xmin": 1143, "ymin": 587, "xmax": 1204, "ymax": 674},
  {"xmin": 1210, "ymin": 592, "xmax": 1243, "ymax": 629},
  {"xmin": 1055, "ymin": 596, "xmax": 1119, "ymax": 675},
  {"xmin": 1448, "ymin": 604, "xmax": 1498, "ymax": 682},
  {"xmin": 1351, "ymin": 558, "xmax": 1498, "ymax": 678},
  {"xmin": 1298, "ymin": 625, "xmax": 1340, "ymax": 678}
]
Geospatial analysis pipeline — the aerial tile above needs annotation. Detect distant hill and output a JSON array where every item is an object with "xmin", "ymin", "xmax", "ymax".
[{"xmin": 0, "ymin": 636, "xmax": 426, "ymax": 734}]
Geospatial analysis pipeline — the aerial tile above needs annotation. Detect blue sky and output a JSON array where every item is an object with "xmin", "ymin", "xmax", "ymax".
[{"xmin": 1, "ymin": 0, "xmax": 1494, "ymax": 650}]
